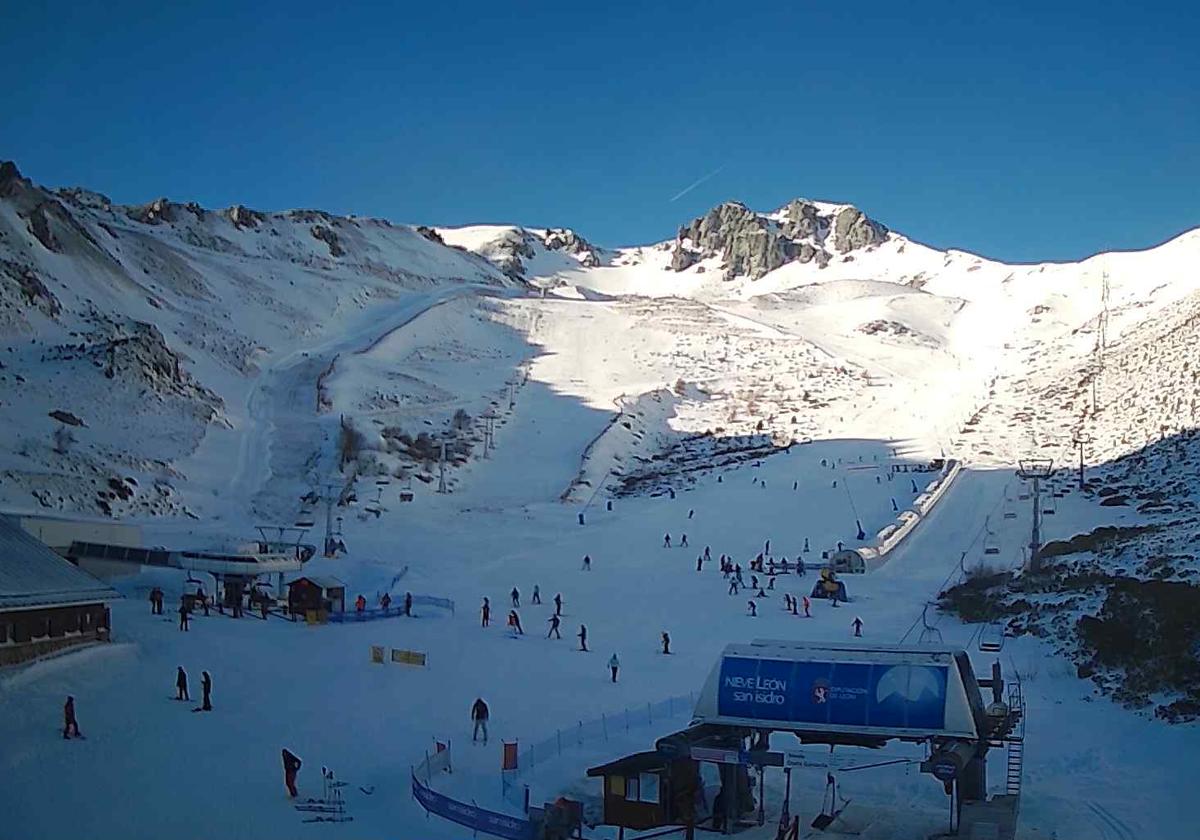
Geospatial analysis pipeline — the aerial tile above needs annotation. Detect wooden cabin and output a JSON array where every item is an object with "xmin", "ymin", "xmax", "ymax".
[
  {"xmin": 0, "ymin": 517, "xmax": 120, "ymax": 667},
  {"xmin": 587, "ymin": 752, "xmax": 702, "ymax": 834},
  {"xmin": 286, "ymin": 576, "xmax": 346, "ymax": 618}
]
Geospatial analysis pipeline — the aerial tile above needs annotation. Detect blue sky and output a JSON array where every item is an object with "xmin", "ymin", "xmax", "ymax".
[{"xmin": 3, "ymin": 1, "xmax": 1197, "ymax": 261}]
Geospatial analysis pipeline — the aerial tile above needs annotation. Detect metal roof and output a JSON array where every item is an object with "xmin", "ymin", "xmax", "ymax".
[
  {"xmin": 289, "ymin": 575, "xmax": 345, "ymax": 591},
  {"xmin": 0, "ymin": 518, "xmax": 121, "ymax": 611}
]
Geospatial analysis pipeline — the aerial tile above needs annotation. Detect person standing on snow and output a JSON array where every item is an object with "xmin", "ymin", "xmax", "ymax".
[
  {"xmin": 380, "ymin": 592, "xmax": 392, "ymax": 612},
  {"xmin": 704, "ymin": 546, "xmax": 711, "ymax": 561},
  {"xmin": 511, "ymin": 587, "xmax": 520, "ymax": 608},
  {"xmin": 404, "ymin": 592, "xmax": 413, "ymax": 617},
  {"xmin": 532, "ymin": 585, "xmax": 542, "ymax": 605},
  {"xmin": 63, "ymin": 696, "xmax": 81, "ymax": 739},
  {"xmin": 471, "ymin": 697, "xmax": 490, "ymax": 744},
  {"xmin": 765, "ymin": 539, "xmax": 771, "ymax": 555},
  {"xmin": 696, "ymin": 556, "xmax": 703, "ymax": 572},
  {"xmin": 582, "ymin": 554, "xmax": 592, "ymax": 571},
  {"xmin": 355, "ymin": 594, "xmax": 366, "ymax": 613},
  {"xmin": 200, "ymin": 670, "xmax": 213, "ymax": 711},
  {"xmin": 282, "ymin": 748, "xmax": 302, "ymax": 798},
  {"xmin": 663, "ymin": 533, "xmax": 672, "ymax": 549},
  {"xmin": 767, "ymin": 577, "xmax": 775, "ymax": 591},
  {"xmin": 553, "ymin": 593, "xmax": 563, "ymax": 617},
  {"xmin": 661, "ymin": 632, "xmax": 671, "ymax": 655},
  {"xmin": 547, "ymin": 614, "xmax": 561, "ymax": 639},
  {"xmin": 735, "ymin": 565, "xmax": 744, "ymax": 586},
  {"xmin": 578, "ymin": 625, "xmax": 588, "ymax": 652},
  {"xmin": 747, "ymin": 600, "xmax": 757, "ymax": 617},
  {"xmin": 481, "ymin": 597, "xmax": 491, "ymax": 627},
  {"xmin": 176, "ymin": 666, "xmax": 189, "ymax": 701},
  {"xmin": 852, "ymin": 617, "xmax": 863, "ymax": 637},
  {"xmin": 509, "ymin": 610, "xmax": 524, "ymax": 635},
  {"xmin": 681, "ymin": 534, "xmax": 689, "ymax": 548},
  {"xmin": 751, "ymin": 575, "xmax": 759, "ymax": 592},
  {"xmin": 178, "ymin": 600, "xmax": 190, "ymax": 632},
  {"xmin": 803, "ymin": 595, "xmax": 811, "ymax": 617},
  {"xmin": 608, "ymin": 654, "xmax": 620, "ymax": 683},
  {"xmin": 728, "ymin": 578, "xmax": 739, "ymax": 596}
]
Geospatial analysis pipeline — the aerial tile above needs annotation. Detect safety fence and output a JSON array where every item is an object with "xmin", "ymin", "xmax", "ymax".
[
  {"xmin": 328, "ymin": 594, "xmax": 454, "ymax": 624},
  {"xmin": 501, "ymin": 691, "xmax": 697, "ymax": 811},
  {"xmin": 412, "ymin": 742, "xmax": 538, "ymax": 840}
]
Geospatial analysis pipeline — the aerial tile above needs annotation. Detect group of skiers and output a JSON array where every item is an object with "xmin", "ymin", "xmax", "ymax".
[{"xmin": 354, "ymin": 591, "xmax": 412, "ymax": 616}]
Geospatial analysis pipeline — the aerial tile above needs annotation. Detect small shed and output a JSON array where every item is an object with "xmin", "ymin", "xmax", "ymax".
[
  {"xmin": 287, "ymin": 576, "xmax": 346, "ymax": 617},
  {"xmin": 829, "ymin": 548, "xmax": 866, "ymax": 574},
  {"xmin": 587, "ymin": 752, "xmax": 701, "ymax": 833}
]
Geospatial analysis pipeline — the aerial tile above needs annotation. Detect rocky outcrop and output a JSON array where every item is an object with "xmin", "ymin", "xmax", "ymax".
[
  {"xmin": 126, "ymin": 198, "xmax": 175, "ymax": 225},
  {"xmin": 1, "ymin": 259, "xmax": 61, "ymax": 318},
  {"xmin": 543, "ymin": 228, "xmax": 600, "ymax": 267},
  {"xmin": 0, "ymin": 161, "xmax": 29, "ymax": 199},
  {"xmin": 833, "ymin": 206, "xmax": 888, "ymax": 252},
  {"xmin": 310, "ymin": 224, "xmax": 345, "ymax": 257},
  {"xmin": 415, "ymin": 225, "xmax": 445, "ymax": 245},
  {"xmin": 226, "ymin": 205, "xmax": 265, "ymax": 229},
  {"xmin": 669, "ymin": 198, "xmax": 885, "ymax": 280}
]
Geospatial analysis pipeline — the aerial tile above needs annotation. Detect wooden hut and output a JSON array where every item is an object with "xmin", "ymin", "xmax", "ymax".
[
  {"xmin": 587, "ymin": 751, "xmax": 702, "ymax": 835},
  {"xmin": 286, "ymin": 576, "xmax": 346, "ymax": 618}
]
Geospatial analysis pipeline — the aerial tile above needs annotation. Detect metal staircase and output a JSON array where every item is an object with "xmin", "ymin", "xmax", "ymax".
[{"xmin": 1005, "ymin": 738, "xmax": 1024, "ymax": 796}]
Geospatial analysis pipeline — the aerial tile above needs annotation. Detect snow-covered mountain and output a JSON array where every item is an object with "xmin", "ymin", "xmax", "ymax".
[{"xmin": 3, "ymin": 158, "xmax": 1200, "ymax": 525}]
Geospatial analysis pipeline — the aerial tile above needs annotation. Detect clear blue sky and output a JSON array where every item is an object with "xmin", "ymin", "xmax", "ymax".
[{"xmin": 3, "ymin": 1, "xmax": 1197, "ymax": 261}]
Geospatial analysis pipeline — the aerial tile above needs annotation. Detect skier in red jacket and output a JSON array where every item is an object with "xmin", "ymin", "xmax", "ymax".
[{"xmin": 282, "ymin": 749, "xmax": 302, "ymax": 797}]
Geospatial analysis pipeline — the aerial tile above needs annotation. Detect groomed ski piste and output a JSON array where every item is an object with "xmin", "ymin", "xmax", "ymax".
[{"xmin": 4, "ymin": 167, "xmax": 1200, "ymax": 839}]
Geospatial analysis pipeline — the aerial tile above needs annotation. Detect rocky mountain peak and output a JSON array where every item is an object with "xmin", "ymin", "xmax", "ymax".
[{"xmin": 669, "ymin": 198, "xmax": 889, "ymax": 280}]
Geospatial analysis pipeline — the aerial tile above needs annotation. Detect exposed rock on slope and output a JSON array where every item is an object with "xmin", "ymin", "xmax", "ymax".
[{"xmin": 669, "ymin": 199, "xmax": 887, "ymax": 280}]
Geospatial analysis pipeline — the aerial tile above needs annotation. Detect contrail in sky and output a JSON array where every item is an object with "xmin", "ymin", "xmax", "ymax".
[{"xmin": 669, "ymin": 165, "xmax": 725, "ymax": 202}]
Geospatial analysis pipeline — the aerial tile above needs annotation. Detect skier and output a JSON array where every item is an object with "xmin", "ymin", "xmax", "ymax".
[
  {"xmin": 735, "ymin": 565, "xmax": 744, "ymax": 586},
  {"xmin": 756, "ymin": 587, "xmax": 767, "ymax": 598},
  {"xmin": 471, "ymin": 697, "xmax": 490, "ymax": 744},
  {"xmin": 148, "ymin": 587, "xmax": 159, "ymax": 615},
  {"xmin": 798, "ymin": 558, "xmax": 806, "ymax": 576},
  {"xmin": 511, "ymin": 587, "xmax": 520, "ymax": 608},
  {"xmin": 260, "ymin": 598, "xmax": 269, "ymax": 620},
  {"xmin": 747, "ymin": 600, "xmax": 757, "ymax": 617},
  {"xmin": 582, "ymin": 554, "xmax": 592, "ymax": 571},
  {"xmin": 728, "ymin": 578, "xmax": 739, "ymax": 596},
  {"xmin": 688, "ymin": 509, "xmax": 694, "ymax": 519},
  {"xmin": 783, "ymin": 593, "xmax": 792, "ymax": 611},
  {"xmin": 765, "ymin": 539, "xmax": 770, "ymax": 555},
  {"xmin": 767, "ymin": 577, "xmax": 775, "ymax": 591},
  {"xmin": 532, "ymin": 585, "xmax": 541, "ymax": 605},
  {"xmin": 547, "ymin": 614, "xmax": 561, "ymax": 639},
  {"xmin": 803, "ymin": 595, "xmax": 811, "ymax": 617},
  {"xmin": 663, "ymin": 533, "xmax": 672, "ymax": 548},
  {"xmin": 282, "ymin": 748, "xmax": 302, "ymax": 798},
  {"xmin": 380, "ymin": 592, "xmax": 392, "ymax": 612},
  {"xmin": 608, "ymin": 653, "xmax": 620, "ymax": 683},
  {"xmin": 355, "ymin": 594, "xmax": 366, "ymax": 613},
  {"xmin": 681, "ymin": 534, "xmax": 689, "ymax": 548},
  {"xmin": 696, "ymin": 556, "xmax": 703, "ymax": 572},
  {"xmin": 404, "ymin": 592, "xmax": 413, "ymax": 617},
  {"xmin": 508, "ymin": 610, "xmax": 524, "ymax": 635},
  {"xmin": 661, "ymin": 632, "xmax": 671, "ymax": 655},
  {"xmin": 178, "ymin": 600, "xmax": 190, "ymax": 631},
  {"xmin": 852, "ymin": 617, "xmax": 863, "ymax": 637},
  {"xmin": 481, "ymin": 597, "xmax": 491, "ymax": 627},
  {"xmin": 62, "ymin": 695, "xmax": 81, "ymax": 739},
  {"xmin": 578, "ymin": 624, "xmax": 588, "ymax": 652},
  {"xmin": 751, "ymin": 575, "xmax": 759, "ymax": 591},
  {"xmin": 200, "ymin": 670, "xmax": 213, "ymax": 712},
  {"xmin": 704, "ymin": 546, "xmax": 711, "ymax": 561},
  {"xmin": 553, "ymin": 592, "xmax": 563, "ymax": 617},
  {"xmin": 791, "ymin": 595, "xmax": 799, "ymax": 616},
  {"xmin": 176, "ymin": 666, "xmax": 189, "ymax": 701}
]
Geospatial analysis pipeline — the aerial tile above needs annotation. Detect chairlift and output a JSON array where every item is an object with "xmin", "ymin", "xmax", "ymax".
[
  {"xmin": 979, "ymin": 621, "xmax": 1006, "ymax": 653},
  {"xmin": 984, "ymin": 534, "xmax": 1000, "ymax": 556},
  {"xmin": 1042, "ymin": 495, "xmax": 1057, "ymax": 515}
]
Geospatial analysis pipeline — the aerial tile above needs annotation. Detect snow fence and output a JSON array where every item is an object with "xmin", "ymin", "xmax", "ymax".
[{"xmin": 501, "ymin": 691, "xmax": 697, "ymax": 811}]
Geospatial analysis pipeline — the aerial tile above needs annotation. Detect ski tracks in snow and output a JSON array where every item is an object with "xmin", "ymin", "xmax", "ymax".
[{"xmin": 1085, "ymin": 800, "xmax": 1135, "ymax": 840}]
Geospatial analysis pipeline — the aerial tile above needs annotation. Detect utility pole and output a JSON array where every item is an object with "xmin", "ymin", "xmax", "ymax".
[
  {"xmin": 1072, "ymin": 434, "xmax": 1092, "ymax": 489},
  {"xmin": 505, "ymin": 378, "xmax": 517, "ymax": 410},
  {"xmin": 437, "ymin": 438, "xmax": 448, "ymax": 493},
  {"xmin": 1017, "ymin": 459, "xmax": 1053, "ymax": 572}
]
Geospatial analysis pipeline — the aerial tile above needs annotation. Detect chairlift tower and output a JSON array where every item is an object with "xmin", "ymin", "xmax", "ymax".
[
  {"xmin": 1016, "ymin": 459, "xmax": 1053, "ymax": 572},
  {"xmin": 437, "ymin": 437, "xmax": 449, "ymax": 494},
  {"xmin": 1071, "ymin": 434, "xmax": 1093, "ymax": 490},
  {"xmin": 505, "ymin": 377, "xmax": 518, "ymax": 410}
]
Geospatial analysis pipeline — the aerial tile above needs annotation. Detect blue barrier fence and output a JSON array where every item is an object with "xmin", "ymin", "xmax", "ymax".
[
  {"xmin": 412, "ymin": 742, "xmax": 535, "ymax": 840},
  {"xmin": 328, "ymin": 595, "xmax": 455, "ymax": 624}
]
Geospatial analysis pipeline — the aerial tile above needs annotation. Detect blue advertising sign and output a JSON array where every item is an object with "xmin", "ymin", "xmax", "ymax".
[
  {"xmin": 716, "ymin": 656, "xmax": 948, "ymax": 731},
  {"xmin": 412, "ymin": 773, "xmax": 534, "ymax": 840}
]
